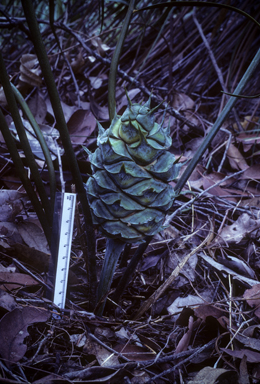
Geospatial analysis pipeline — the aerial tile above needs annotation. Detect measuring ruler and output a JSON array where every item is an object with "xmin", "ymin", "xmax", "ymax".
[{"xmin": 53, "ymin": 193, "xmax": 76, "ymax": 310}]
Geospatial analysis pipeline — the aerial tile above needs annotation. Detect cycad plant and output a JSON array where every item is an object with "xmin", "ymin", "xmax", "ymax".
[{"xmin": 85, "ymin": 95, "xmax": 182, "ymax": 313}]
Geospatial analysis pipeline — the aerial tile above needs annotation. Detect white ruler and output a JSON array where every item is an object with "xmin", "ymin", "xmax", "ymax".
[{"xmin": 53, "ymin": 193, "xmax": 76, "ymax": 310}]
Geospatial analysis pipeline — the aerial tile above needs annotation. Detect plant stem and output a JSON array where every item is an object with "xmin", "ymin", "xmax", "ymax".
[
  {"xmin": 21, "ymin": 0, "xmax": 97, "ymax": 308},
  {"xmin": 0, "ymin": 52, "xmax": 52, "ymax": 228},
  {"xmin": 96, "ymin": 238, "xmax": 125, "ymax": 316},
  {"xmin": 108, "ymin": 0, "xmax": 136, "ymax": 121},
  {"xmin": 112, "ymin": 236, "xmax": 152, "ymax": 304},
  {"xmin": 0, "ymin": 109, "xmax": 52, "ymax": 245},
  {"xmin": 11, "ymin": 84, "xmax": 56, "ymax": 218}
]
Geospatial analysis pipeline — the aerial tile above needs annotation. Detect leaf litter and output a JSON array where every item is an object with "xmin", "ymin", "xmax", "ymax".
[{"xmin": 0, "ymin": 1, "xmax": 260, "ymax": 383}]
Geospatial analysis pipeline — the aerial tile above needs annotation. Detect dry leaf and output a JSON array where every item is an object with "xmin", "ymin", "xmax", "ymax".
[
  {"xmin": 227, "ymin": 143, "xmax": 249, "ymax": 171},
  {"xmin": 67, "ymin": 109, "xmax": 96, "ymax": 144},
  {"xmin": 244, "ymin": 284, "xmax": 260, "ymax": 308},
  {"xmin": 199, "ymin": 253, "xmax": 259, "ymax": 287},
  {"xmin": 0, "ymin": 289, "xmax": 18, "ymax": 312},
  {"xmin": 215, "ymin": 213, "xmax": 260, "ymax": 245},
  {"xmin": 0, "ymin": 307, "xmax": 50, "ymax": 366},
  {"xmin": 187, "ymin": 366, "xmax": 238, "ymax": 384},
  {"xmin": 0, "ymin": 271, "xmax": 39, "ymax": 291},
  {"xmin": 0, "ymin": 190, "xmax": 27, "ymax": 222},
  {"xmin": 27, "ymin": 91, "xmax": 47, "ymax": 124},
  {"xmin": 18, "ymin": 54, "xmax": 42, "ymax": 89},
  {"xmin": 221, "ymin": 348, "xmax": 260, "ymax": 364}
]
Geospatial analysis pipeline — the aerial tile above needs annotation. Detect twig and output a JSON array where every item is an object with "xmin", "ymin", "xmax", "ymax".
[
  {"xmin": 146, "ymin": 337, "xmax": 216, "ymax": 384},
  {"xmin": 166, "ymin": 169, "xmax": 245, "ymax": 226},
  {"xmin": 193, "ymin": 9, "xmax": 243, "ymax": 131},
  {"xmin": 217, "ymin": 128, "xmax": 233, "ymax": 172},
  {"xmin": 133, "ymin": 218, "xmax": 213, "ymax": 320},
  {"xmin": 13, "ymin": 258, "xmax": 52, "ymax": 291}
]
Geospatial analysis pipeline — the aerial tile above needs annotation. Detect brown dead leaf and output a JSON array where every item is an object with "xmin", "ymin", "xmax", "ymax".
[
  {"xmin": 91, "ymin": 36, "xmax": 110, "ymax": 56},
  {"xmin": 241, "ymin": 165, "xmax": 260, "ymax": 180},
  {"xmin": 234, "ymin": 332, "xmax": 260, "ymax": 352},
  {"xmin": 202, "ymin": 177, "xmax": 236, "ymax": 202},
  {"xmin": 227, "ymin": 143, "xmax": 249, "ymax": 171},
  {"xmin": 67, "ymin": 109, "xmax": 96, "ymax": 144},
  {"xmin": 0, "ymin": 189, "xmax": 27, "ymax": 222},
  {"xmin": 18, "ymin": 54, "xmax": 42, "ymax": 90},
  {"xmin": 187, "ymin": 366, "xmax": 238, "ymax": 384},
  {"xmin": 0, "ymin": 307, "xmax": 50, "ymax": 366},
  {"xmin": 27, "ymin": 91, "xmax": 47, "ymax": 124},
  {"xmin": 90, "ymin": 98, "xmax": 109, "ymax": 121},
  {"xmin": 0, "ymin": 271, "xmax": 39, "ymax": 291},
  {"xmin": 83, "ymin": 333, "xmax": 119, "ymax": 366},
  {"xmin": 0, "ymin": 289, "xmax": 18, "ymax": 312},
  {"xmin": 239, "ymin": 355, "xmax": 250, "ymax": 384},
  {"xmin": 175, "ymin": 316, "xmax": 194, "ymax": 353},
  {"xmin": 244, "ymin": 284, "xmax": 260, "ymax": 308},
  {"xmin": 221, "ymin": 348, "xmax": 260, "ymax": 363},
  {"xmin": 194, "ymin": 304, "xmax": 224, "ymax": 321},
  {"xmin": 214, "ymin": 213, "xmax": 260, "ymax": 245}
]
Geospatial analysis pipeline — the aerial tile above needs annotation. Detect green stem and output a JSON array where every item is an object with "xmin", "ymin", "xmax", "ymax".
[
  {"xmin": 112, "ymin": 236, "xmax": 152, "ymax": 304},
  {"xmin": 0, "ymin": 109, "xmax": 52, "ymax": 245},
  {"xmin": 174, "ymin": 47, "xmax": 260, "ymax": 195},
  {"xmin": 21, "ymin": 0, "xmax": 97, "ymax": 308},
  {"xmin": 0, "ymin": 52, "xmax": 52, "ymax": 227},
  {"xmin": 108, "ymin": 0, "xmax": 136, "ymax": 121},
  {"xmin": 11, "ymin": 84, "xmax": 56, "ymax": 219},
  {"xmin": 96, "ymin": 238, "xmax": 125, "ymax": 316}
]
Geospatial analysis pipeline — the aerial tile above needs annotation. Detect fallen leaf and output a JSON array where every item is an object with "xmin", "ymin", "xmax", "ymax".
[
  {"xmin": 227, "ymin": 143, "xmax": 249, "ymax": 171},
  {"xmin": 241, "ymin": 165, "xmax": 260, "ymax": 180},
  {"xmin": 27, "ymin": 91, "xmax": 47, "ymax": 124},
  {"xmin": 194, "ymin": 304, "xmax": 224, "ymax": 321},
  {"xmin": 175, "ymin": 316, "xmax": 194, "ymax": 353},
  {"xmin": 0, "ymin": 190, "xmax": 27, "ymax": 222},
  {"xmin": 214, "ymin": 213, "xmax": 260, "ymax": 245},
  {"xmin": 239, "ymin": 355, "xmax": 250, "ymax": 384},
  {"xmin": 90, "ymin": 98, "xmax": 109, "ymax": 121},
  {"xmin": 199, "ymin": 253, "xmax": 259, "ymax": 287},
  {"xmin": 67, "ymin": 109, "xmax": 96, "ymax": 144},
  {"xmin": 221, "ymin": 347, "xmax": 260, "ymax": 363},
  {"xmin": 18, "ymin": 54, "xmax": 42, "ymax": 89},
  {"xmin": 0, "ymin": 271, "xmax": 39, "ymax": 291},
  {"xmin": 215, "ymin": 255, "xmax": 255, "ymax": 279},
  {"xmin": 167, "ymin": 295, "xmax": 205, "ymax": 318},
  {"xmin": 0, "ymin": 307, "xmax": 50, "ymax": 366},
  {"xmin": 187, "ymin": 366, "xmax": 238, "ymax": 383},
  {"xmin": 0, "ymin": 289, "xmax": 18, "ymax": 311},
  {"xmin": 83, "ymin": 333, "xmax": 119, "ymax": 366},
  {"xmin": 244, "ymin": 284, "xmax": 260, "ymax": 307},
  {"xmin": 9, "ymin": 118, "xmax": 63, "ymax": 160}
]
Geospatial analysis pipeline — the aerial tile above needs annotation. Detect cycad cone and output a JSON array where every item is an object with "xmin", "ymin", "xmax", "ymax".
[{"xmin": 85, "ymin": 96, "xmax": 181, "ymax": 243}]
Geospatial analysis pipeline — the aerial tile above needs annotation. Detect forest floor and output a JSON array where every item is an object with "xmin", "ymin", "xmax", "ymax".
[{"xmin": 0, "ymin": 1, "xmax": 260, "ymax": 383}]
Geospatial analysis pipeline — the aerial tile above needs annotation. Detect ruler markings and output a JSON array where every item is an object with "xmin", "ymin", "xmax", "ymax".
[{"xmin": 53, "ymin": 193, "xmax": 76, "ymax": 309}]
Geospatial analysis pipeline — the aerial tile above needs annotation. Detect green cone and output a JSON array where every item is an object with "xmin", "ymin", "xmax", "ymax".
[{"xmin": 85, "ymin": 96, "xmax": 181, "ymax": 243}]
